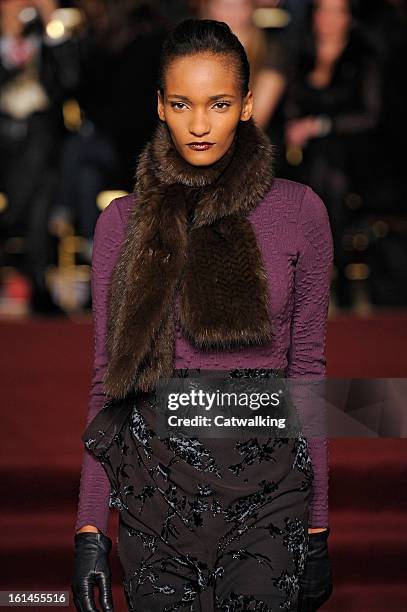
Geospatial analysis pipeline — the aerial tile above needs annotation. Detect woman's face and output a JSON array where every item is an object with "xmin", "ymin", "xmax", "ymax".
[
  {"xmin": 313, "ymin": 0, "xmax": 352, "ymax": 38},
  {"xmin": 157, "ymin": 52, "xmax": 253, "ymax": 167}
]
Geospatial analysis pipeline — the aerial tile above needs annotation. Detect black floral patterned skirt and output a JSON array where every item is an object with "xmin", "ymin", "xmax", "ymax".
[{"xmin": 82, "ymin": 368, "xmax": 315, "ymax": 612}]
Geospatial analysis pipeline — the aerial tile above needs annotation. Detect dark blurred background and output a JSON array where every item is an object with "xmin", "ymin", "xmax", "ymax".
[{"xmin": 0, "ymin": 0, "xmax": 406, "ymax": 316}]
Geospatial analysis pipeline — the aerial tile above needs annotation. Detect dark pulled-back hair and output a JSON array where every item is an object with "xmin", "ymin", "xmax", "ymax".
[{"xmin": 157, "ymin": 18, "xmax": 250, "ymax": 97}]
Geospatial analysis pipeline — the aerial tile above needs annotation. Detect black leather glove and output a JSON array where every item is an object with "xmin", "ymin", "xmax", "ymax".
[
  {"xmin": 72, "ymin": 531, "xmax": 114, "ymax": 612},
  {"xmin": 298, "ymin": 527, "xmax": 333, "ymax": 611}
]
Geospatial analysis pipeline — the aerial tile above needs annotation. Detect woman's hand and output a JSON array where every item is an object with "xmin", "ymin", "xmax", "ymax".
[
  {"xmin": 284, "ymin": 116, "xmax": 322, "ymax": 148},
  {"xmin": 298, "ymin": 526, "xmax": 333, "ymax": 611},
  {"xmin": 72, "ymin": 531, "xmax": 114, "ymax": 612}
]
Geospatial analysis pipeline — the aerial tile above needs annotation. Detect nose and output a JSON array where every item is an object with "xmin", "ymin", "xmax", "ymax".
[{"xmin": 189, "ymin": 110, "xmax": 210, "ymax": 138}]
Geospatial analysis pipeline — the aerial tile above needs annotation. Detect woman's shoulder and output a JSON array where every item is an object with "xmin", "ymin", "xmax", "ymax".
[
  {"xmin": 266, "ymin": 177, "xmax": 308, "ymax": 201},
  {"xmin": 263, "ymin": 177, "xmax": 327, "ymax": 219},
  {"xmin": 261, "ymin": 178, "xmax": 332, "ymax": 244},
  {"xmin": 97, "ymin": 193, "xmax": 135, "ymax": 228},
  {"xmin": 92, "ymin": 194, "xmax": 135, "ymax": 262}
]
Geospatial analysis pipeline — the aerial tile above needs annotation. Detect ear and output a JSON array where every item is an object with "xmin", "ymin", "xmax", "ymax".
[
  {"xmin": 157, "ymin": 89, "xmax": 166, "ymax": 122},
  {"xmin": 240, "ymin": 89, "xmax": 253, "ymax": 122}
]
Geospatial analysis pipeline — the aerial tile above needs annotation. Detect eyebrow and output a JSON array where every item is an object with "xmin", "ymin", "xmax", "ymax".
[{"xmin": 167, "ymin": 94, "xmax": 236, "ymax": 101}]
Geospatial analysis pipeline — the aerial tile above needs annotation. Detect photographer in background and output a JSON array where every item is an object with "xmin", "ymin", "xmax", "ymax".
[{"xmin": 0, "ymin": 0, "xmax": 78, "ymax": 314}]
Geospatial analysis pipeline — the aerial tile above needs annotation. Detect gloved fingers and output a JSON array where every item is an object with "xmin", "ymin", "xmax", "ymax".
[
  {"xmin": 312, "ymin": 581, "xmax": 333, "ymax": 609},
  {"xmin": 72, "ymin": 574, "xmax": 99, "ymax": 612},
  {"xmin": 73, "ymin": 595, "xmax": 98, "ymax": 612},
  {"xmin": 298, "ymin": 580, "xmax": 333, "ymax": 612},
  {"xmin": 96, "ymin": 571, "xmax": 114, "ymax": 611}
]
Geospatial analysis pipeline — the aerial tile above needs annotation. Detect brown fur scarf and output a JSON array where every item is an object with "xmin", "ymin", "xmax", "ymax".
[{"xmin": 103, "ymin": 117, "xmax": 276, "ymax": 399}]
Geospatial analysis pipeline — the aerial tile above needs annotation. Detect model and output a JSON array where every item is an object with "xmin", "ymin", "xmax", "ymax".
[{"xmin": 72, "ymin": 18, "xmax": 334, "ymax": 612}]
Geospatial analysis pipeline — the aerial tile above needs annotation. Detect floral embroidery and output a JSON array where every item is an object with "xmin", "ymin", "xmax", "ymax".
[{"xmin": 85, "ymin": 368, "xmax": 313, "ymax": 610}]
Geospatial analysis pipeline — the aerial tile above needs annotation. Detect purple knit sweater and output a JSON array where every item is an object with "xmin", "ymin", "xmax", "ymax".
[{"xmin": 75, "ymin": 177, "xmax": 333, "ymax": 536}]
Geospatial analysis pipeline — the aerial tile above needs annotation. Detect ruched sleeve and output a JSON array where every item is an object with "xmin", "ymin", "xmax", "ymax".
[
  {"xmin": 287, "ymin": 186, "xmax": 334, "ymax": 527},
  {"xmin": 75, "ymin": 198, "xmax": 127, "ymax": 536}
]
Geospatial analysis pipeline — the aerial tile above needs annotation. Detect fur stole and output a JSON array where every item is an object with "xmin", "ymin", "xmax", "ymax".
[{"xmin": 103, "ymin": 117, "xmax": 276, "ymax": 399}]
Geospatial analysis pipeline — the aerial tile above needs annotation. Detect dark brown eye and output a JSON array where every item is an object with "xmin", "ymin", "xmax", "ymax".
[{"xmin": 171, "ymin": 102, "xmax": 187, "ymax": 109}]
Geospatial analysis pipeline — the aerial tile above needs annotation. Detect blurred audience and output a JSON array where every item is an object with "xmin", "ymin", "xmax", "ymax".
[
  {"xmin": 0, "ymin": 0, "xmax": 406, "ymax": 315},
  {"xmin": 280, "ymin": 0, "xmax": 382, "ymax": 309},
  {"xmin": 52, "ymin": 0, "xmax": 170, "ymax": 263},
  {"xmin": 0, "ymin": 0, "xmax": 78, "ymax": 314}
]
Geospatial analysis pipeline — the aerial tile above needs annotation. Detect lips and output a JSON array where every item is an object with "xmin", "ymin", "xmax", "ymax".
[{"xmin": 187, "ymin": 143, "xmax": 214, "ymax": 151}]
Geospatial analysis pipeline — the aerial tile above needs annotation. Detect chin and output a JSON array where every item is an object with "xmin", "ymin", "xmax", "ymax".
[{"xmin": 184, "ymin": 147, "xmax": 224, "ymax": 167}]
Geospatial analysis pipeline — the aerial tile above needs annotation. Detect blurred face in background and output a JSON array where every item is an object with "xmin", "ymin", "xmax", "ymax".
[
  {"xmin": 157, "ymin": 52, "xmax": 252, "ymax": 167},
  {"xmin": 201, "ymin": 0, "xmax": 254, "ymax": 31},
  {"xmin": 313, "ymin": 0, "xmax": 352, "ymax": 38}
]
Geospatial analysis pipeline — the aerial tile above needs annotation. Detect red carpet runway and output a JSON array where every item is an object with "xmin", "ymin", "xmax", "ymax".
[{"xmin": 1, "ymin": 312, "xmax": 406, "ymax": 611}]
